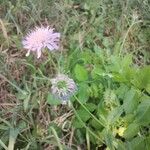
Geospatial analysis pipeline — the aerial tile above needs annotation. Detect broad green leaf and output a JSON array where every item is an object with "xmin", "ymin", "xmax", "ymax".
[
  {"xmin": 123, "ymin": 114, "xmax": 135, "ymax": 124},
  {"xmin": 115, "ymin": 84, "xmax": 129, "ymax": 99},
  {"xmin": 127, "ymin": 137, "xmax": 147, "ymax": 150},
  {"xmin": 74, "ymin": 64, "xmax": 88, "ymax": 81},
  {"xmin": 86, "ymin": 103, "xmax": 96, "ymax": 112},
  {"xmin": 90, "ymin": 119, "xmax": 103, "ymax": 130},
  {"xmin": 75, "ymin": 129, "xmax": 85, "ymax": 144},
  {"xmin": 91, "ymin": 66, "xmax": 104, "ymax": 79},
  {"xmin": 73, "ymin": 103, "xmax": 96, "ymax": 128},
  {"xmin": 123, "ymin": 123, "xmax": 139, "ymax": 139},
  {"xmin": 135, "ymin": 99, "xmax": 150, "ymax": 125},
  {"xmin": 80, "ymin": 50, "xmax": 93, "ymax": 64},
  {"xmin": 123, "ymin": 88, "xmax": 138, "ymax": 114},
  {"xmin": 116, "ymin": 141, "xmax": 126, "ymax": 150},
  {"xmin": 76, "ymin": 109, "xmax": 91, "ymax": 122},
  {"xmin": 47, "ymin": 93, "xmax": 61, "ymax": 105},
  {"xmin": 77, "ymin": 83, "xmax": 89, "ymax": 103},
  {"xmin": 72, "ymin": 118, "xmax": 84, "ymax": 128}
]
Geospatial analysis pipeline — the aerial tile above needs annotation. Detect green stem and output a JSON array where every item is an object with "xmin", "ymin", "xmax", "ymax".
[
  {"xmin": 70, "ymin": 102, "xmax": 104, "ymax": 143},
  {"xmin": 0, "ymin": 74, "xmax": 26, "ymax": 95},
  {"xmin": 119, "ymin": 20, "xmax": 142, "ymax": 56},
  {"xmin": 50, "ymin": 127, "xmax": 63, "ymax": 150},
  {"xmin": 74, "ymin": 95, "xmax": 105, "ymax": 127}
]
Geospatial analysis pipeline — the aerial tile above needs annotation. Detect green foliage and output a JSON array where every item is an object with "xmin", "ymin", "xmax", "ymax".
[
  {"xmin": 47, "ymin": 93, "xmax": 61, "ymax": 106},
  {"xmin": 74, "ymin": 64, "xmax": 88, "ymax": 81},
  {"xmin": 0, "ymin": 0, "xmax": 150, "ymax": 149}
]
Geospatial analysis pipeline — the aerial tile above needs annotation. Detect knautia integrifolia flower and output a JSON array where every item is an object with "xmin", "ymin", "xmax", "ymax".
[
  {"xmin": 51, "ymin": 74, "xmax": 77, "ymax": 104},
  {"xmin": 22, "ymin": 26, "xmax": 60, "ymax": 58}
]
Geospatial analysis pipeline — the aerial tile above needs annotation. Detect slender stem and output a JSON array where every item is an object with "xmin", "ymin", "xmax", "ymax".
[
  {"xmin": 50, "ymin": 127, "xmax": 63, "ymax": 150},
  {"xmin": 86, "ymin": 129, "xmax": 90, "ymax": 150},
  {"xmin": 70, "ymin": 102, "xmax": 104, "ymax": 143},
  {"xmin": 74, "ymin": 95, "xmax": 106, "ymax": 127},
  {"xmin": 0, "ymin": 74, "xmax": 26, "ymax": 95},
  {"xmin": 119, "ymin": 20, "xmax": 142, "ymax": 56},
  {"xmin": 48, "ymin": 52, "xmax": 59, "ymax": 73},
  {"xmin": 8, "ymin": 128, "xmax": 19, "ymax": 150}
]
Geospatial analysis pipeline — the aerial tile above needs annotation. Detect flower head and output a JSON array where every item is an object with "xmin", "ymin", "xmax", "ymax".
[
  {"xmin": 51, "ymin": 74, "xmax": 77, "ymax": 104},
  {"xmin": 22, "ymin": 26, "xmax": 60, "ymax": 58}
]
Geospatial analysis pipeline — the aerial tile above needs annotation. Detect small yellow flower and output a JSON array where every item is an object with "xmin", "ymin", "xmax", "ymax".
[{"xmin": 118, "ymin": 127, "xmax": 126, "ymax": 137}]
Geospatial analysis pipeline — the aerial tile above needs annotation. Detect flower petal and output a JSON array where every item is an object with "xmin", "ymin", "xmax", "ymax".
[{"xmin": 37, "ymin": 49, "xmax": 42, "ymax": 58}]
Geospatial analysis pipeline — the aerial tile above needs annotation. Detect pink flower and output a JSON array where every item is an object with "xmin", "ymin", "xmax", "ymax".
[{"xmin": 22, "ymin": 26, "xmax": 60, "ymax": 58}]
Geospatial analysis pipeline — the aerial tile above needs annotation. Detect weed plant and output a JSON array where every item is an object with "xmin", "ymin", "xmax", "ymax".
[{"xmin": 0, "ymin": 0, "xmax": 150, "ymax": 149}]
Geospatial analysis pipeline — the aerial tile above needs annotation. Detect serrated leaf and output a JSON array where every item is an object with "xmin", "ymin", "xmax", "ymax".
[
  {"xmin": 133, "ymin": 66, "xmax": 150, "ymax": 93},
  {"xmin": 107, "ymin": 106, "xmax": 123, "ymax": 124}
]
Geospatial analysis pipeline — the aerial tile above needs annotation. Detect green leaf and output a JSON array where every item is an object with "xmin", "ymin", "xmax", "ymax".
[
  {"xmin": 122, "ymin": 55, "xmax": 132, "ymax": 68},
  {"xmin": 91, "ymin": 66, "xmax": 104, "ymax": 78},
  {"xmin": 72, "ymin": 107, "xmax": 90, "ymax": 129},
  {"xmin": 86, "ymin": 103, "xmax": 96, "ymax": 112},
  {"xmin": 74, "ymin": 64, "xmax": 88, "ymax": 81},
  {"xmin": 103, "ymin": 129, "xmax": 116, "ymax": 150},
  {"xmin": 73, "ymin": 103, "xmax": 96, "ymax": 128},
  {"xmin": 123, "ymin": 88, "xmax": 138, "ymax": 114},
  {"xmin": 90, "ymin": 119, "xmax": 103, "ymax": 130},
  {"xmin": 116, "ymin": 84, "xmax": 129, "ymax": 99},
  {"xmin": 72, "ymin": 118, "xmax": 84, "ymax": 128},
  {"xmin": 127, "ymin": 137, "xmax": 147, "ymax": 150},
  {"xmin": 0, "ymin": 139, "xmax": 8, "ymax": 150},
  {"xmin": 47, "ymin": 93, "xmax": 61, "ymax": 105},
  {"xmin": 135, "ymin": 99, "xmax": 150, "ymax": 125},
  {"xmin": 145, "ymin": 136, "xmax": 150, "ymax": 149},
  {"xmin": 133, "ymin": 66, "xmax": 150, "ymax": 93},
  {"xmin": 77, "ymin": 83, "xmax": 89, "ymax": 103},
  {"xmin": 116, "ymin": 141, "xmax": 126, "ymax": 150},
  {"xmin": 89, "ymin": 83, "xmax": 100, "ymax": 98},
  {"xmin": 107, "ymin": 106, "xmax": 123, "ymax": 124},
  {"xmin": 23, "ymin": 94, "xmax": 31, "ymax": 112},
  {"xmin": 48, "ymin": 123, "xmax": 62, "ymax": 138},
  {"xmin": 123, "ymin": 123, "xmax": 139, "ymax": 139},
  {"xmin": 123, "ymin": 114, "xmax": 135, "ymax": 124},
  {"xmin": 76, "ymin": 109, "xmax": 91, "ymax": 122}
]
